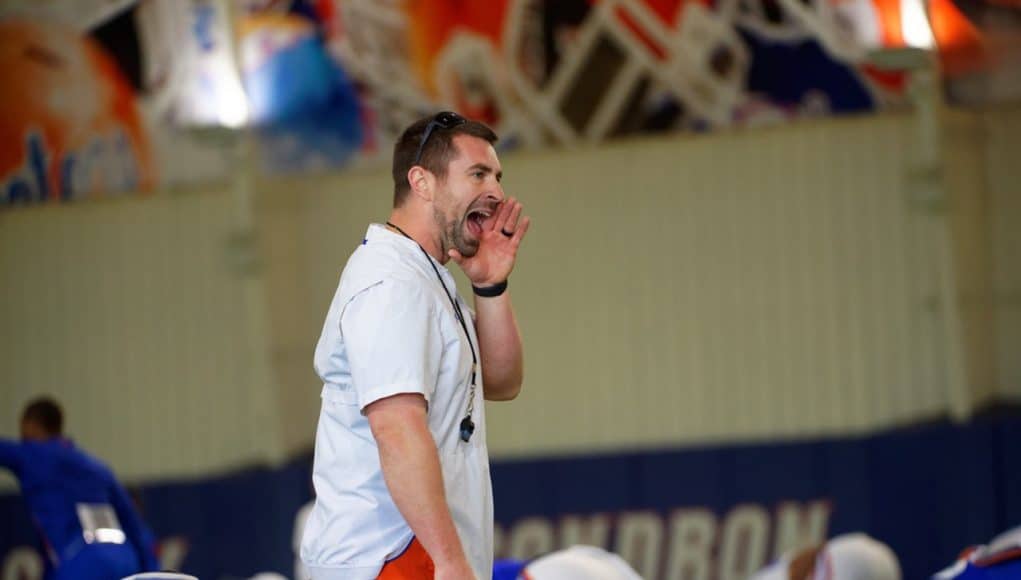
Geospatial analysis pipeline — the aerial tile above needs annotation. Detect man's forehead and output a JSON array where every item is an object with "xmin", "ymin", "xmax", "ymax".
[{"xmin": 450, "ymin": 134, "xmax": 500, "ymax": 168}]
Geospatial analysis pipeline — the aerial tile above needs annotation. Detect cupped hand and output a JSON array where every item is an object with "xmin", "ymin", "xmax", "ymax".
[{"xmin": 449, "ymin": 197, "xmax": 530, "ymax": 287}]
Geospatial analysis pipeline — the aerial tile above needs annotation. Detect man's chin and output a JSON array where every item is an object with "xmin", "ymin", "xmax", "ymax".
[
  {"xmin": 456, "ymin": 240, "xmax": 479, "ymax": 258},
  {"xmin": 453, "ymin": 225, "xmax": 480, "ymax": 258}
]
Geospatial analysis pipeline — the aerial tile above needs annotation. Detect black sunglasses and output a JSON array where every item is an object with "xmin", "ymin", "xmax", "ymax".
[{"xmin": 413, "ymin": 111, "xmax": 467, "ymax": 166}]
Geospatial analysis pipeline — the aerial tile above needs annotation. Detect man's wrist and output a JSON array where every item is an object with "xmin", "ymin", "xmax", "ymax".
[{"xmin": 472, "ymin": 279, "xmax": 508, "ymax": 297}]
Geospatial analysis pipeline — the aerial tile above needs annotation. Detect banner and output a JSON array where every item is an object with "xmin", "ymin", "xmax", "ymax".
[
  {"xmin": 2, "ymin": 414, "xmax": 1019, "ymax": 579},
  {"xmin": 3, "ymin": 0, "xmax": 1015, "ymax": 205}
]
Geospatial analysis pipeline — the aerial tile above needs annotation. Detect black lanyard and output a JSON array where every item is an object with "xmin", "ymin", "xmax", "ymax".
[{"xmin": 385, "ymin": 222, "xmax": 477, "ymax": 442}]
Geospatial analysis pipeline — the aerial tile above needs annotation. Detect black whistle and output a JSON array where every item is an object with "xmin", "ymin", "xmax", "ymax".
[{"xmin": 459, "ymin": 416, "xmax": 475, "ymax": 442}]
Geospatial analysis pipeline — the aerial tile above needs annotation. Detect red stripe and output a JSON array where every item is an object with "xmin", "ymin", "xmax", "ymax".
[
  {"xmin": 377, "ymin": 537, "xmax": 435, "ymax": 579},
  {"xmin": 975, "ymin": 546, "xmax": 1021, "ymax": 567}
]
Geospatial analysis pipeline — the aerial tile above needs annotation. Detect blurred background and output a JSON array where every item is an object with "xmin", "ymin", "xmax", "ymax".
[{"xmin": 0, "ymin": 0, "xmax": 1019, "ymax": 578}]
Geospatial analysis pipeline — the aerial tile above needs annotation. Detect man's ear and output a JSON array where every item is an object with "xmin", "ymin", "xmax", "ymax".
[{"xmin": 407, "ymin": 166, "xmax": 434, "ymax": 202}]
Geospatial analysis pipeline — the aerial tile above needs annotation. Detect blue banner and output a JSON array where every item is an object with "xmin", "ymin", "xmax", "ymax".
[{"xmin": 2, "ymin": 414, "xmax": 1018, "ymax": 579}]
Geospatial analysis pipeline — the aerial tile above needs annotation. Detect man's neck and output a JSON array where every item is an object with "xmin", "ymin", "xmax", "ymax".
[{"xmin": 386, "ymin": 212, "xmax": 447, "ymax": 263}]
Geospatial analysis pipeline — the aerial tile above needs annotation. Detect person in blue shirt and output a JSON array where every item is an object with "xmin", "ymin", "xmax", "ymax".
[{"xmin": 0, "ymin": 397, "xmax": 159, "ymax": 580}]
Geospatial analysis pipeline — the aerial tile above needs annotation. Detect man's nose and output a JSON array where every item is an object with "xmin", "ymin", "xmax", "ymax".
[{"xmin": 487, "ymin": 182, "xmax": 505, "ymax": 202}]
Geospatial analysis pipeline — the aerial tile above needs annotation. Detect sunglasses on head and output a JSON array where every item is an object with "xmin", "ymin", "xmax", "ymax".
[{"xmin": 413, "ymin": 111, "xmax": 467, "ymax": 166}]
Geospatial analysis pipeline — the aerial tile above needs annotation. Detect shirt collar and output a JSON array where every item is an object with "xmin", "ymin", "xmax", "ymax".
[{"xmin": 365, "ymin": 223, "xmax": 452, "ymax": 277}]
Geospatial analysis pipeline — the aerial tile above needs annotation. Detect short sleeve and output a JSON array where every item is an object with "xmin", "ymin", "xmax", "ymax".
[{"xmin": 341, "ymin": 279, "xmax": 443, "ymax": 410}]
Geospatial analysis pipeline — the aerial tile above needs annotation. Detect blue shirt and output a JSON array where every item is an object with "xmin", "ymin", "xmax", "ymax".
[{"xmin": 0, "ymin": 437, "xmax": 158, "ymax": 571}]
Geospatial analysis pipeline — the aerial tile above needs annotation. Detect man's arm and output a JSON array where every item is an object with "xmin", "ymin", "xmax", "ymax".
[
  {"xmin": 474, "ymin": 292, "xmax": 523, "ymax": 400},
  {"xmin": 447, "ymin": 197, "xmax": 530, "ymax": 401},
  {"xmin": 0, "ymin": 439, "xmax": 25, "ymax": 474},
  {"xmin": 366, "ymin": 394, "xmax": 475, "ymax": 580}
]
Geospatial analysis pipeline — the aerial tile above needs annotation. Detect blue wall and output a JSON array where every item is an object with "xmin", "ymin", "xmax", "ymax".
[{"xmin": 2, "ymin": 415, "xmax": 1018, "ymax": 579}]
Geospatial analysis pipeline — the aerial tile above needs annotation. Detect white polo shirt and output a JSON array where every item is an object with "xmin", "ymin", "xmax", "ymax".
[{"xmin": 301, "ymin": 224, "xmax": 492, "ymax": 580}]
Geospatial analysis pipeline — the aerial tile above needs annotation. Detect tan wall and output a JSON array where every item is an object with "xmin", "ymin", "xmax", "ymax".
[
  {"xmin": 983, "ymin": 107, "xmax": 1021, "ymax": 398},
  {"xmin": 255, "ymin": 166, "xmax": 396, "ymax": 458},
  {"xmin": 0, "ymin": 190, "xmax": 282, "ymax": 483},
  {"xmin": 1, "ymin": 107, "xmax": 1016, "ymax": 484},
  {"xmin": 945, "ymin": 110, "xmax": 997, "ymax": 409}
]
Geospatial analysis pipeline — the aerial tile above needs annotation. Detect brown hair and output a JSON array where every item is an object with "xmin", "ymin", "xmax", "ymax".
[
  {"xmin": 392, "ymin": 113, "xmax": 497, "ymax": 207},
  {"xmin": 22, "ymin": 396, "xmax": 63, "ymax": 436}
]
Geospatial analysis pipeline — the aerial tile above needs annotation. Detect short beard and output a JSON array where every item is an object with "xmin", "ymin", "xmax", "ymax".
[{"xmin": 434, "ymin": 206, "xmax": 479, "ymax": 258}]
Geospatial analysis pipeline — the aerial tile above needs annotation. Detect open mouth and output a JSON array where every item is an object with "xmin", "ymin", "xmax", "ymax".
[{"xmin": 466, "ymin": 206, "xmax": 495, "ymax": 237}]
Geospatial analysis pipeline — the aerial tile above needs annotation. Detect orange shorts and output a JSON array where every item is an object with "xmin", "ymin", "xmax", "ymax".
[{"xmin": 377, "ymin": 537, "xmax": 435, "ymax": 579}]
